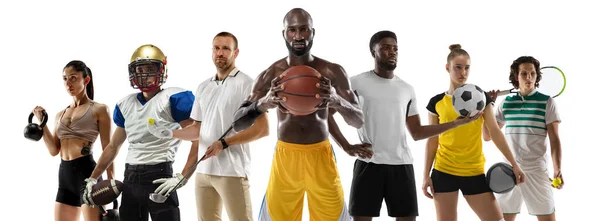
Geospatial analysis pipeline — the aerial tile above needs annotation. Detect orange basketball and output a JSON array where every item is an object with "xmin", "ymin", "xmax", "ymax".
[{"xmin": 277, "ymin": 65, "xmax": 323, "ymax": 116}]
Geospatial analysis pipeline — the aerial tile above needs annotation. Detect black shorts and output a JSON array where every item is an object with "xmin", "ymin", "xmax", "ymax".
[
  {"xmin": 348, "ymin": 160, "xmax": 418, "ymax": 217},
  {"xmin": 431, "ymin": 169, "xmax": 491, "ymax": 195},
  {"xmin": 56, "ymin": 155, "xmax": 101, "ymax": 207}
]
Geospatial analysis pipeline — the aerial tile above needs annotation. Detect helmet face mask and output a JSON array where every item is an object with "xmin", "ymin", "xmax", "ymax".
[
  {"xmin": 128, "ymin": 44, "xmax": 168, "ymax": 92},
  {"xmin": 128, "ymin": 60, "xmax": 166, "ymax": 92}
]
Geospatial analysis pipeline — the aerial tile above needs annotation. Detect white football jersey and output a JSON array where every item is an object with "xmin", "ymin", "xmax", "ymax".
[{"xmin": 113, "ymin": 87, "xmax": 195, "ymax": 165}]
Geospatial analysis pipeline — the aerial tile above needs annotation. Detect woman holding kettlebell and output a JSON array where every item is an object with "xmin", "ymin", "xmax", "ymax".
[{"xmin": 32, "ymin": 60, "xmax": 113, "ymax": 221}]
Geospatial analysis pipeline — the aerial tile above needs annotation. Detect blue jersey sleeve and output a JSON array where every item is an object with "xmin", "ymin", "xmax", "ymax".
[
  {"xmin": 169, "ymin": 91, "xmax": 195, "ymax": 122},
  {"xmin": 113, "ymin": 104, "xmax": 125, "ymax": 128}
]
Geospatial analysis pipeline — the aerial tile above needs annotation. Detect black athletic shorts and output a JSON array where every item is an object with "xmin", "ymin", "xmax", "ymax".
[
  {"xmin": 349, "ymin": 160, "xmax": 418, "ymax": 217},
  {"xmin": 56, "ymin": 155, "xmax": 101, "ymax": 207},
  {"xmin": 430, "ymin": 169, "xmax": 492, "ymax": 195}
]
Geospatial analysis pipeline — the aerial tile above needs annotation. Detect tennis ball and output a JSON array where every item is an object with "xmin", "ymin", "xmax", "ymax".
[
  {"xmin": 552, "ymin": 177, "xmax": 562, "ymax": 187},
  {"xmin": 148, "ymin": 118, "xmax": 155, "ymax": 125}
]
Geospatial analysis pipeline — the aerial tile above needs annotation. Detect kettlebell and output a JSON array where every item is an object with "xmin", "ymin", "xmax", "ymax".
[
  {"xmin": 100, "ymin": 200, "xmax": 120, "ymax": 221},
  {"xmin": 24, "ymin": 111, "xmax": 48, "ymax": 141}
]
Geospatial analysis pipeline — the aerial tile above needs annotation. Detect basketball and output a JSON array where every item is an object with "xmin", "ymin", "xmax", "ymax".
[{"xmin": 277, "ymin": 65, "xmax": 323, "ymax": 116}]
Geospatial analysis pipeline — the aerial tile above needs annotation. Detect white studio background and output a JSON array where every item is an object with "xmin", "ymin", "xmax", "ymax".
[{"xmin": 0, "ymin": 0, "xmax": 597, "ymax": 220}]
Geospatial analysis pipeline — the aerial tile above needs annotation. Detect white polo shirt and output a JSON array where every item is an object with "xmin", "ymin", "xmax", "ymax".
[
  {"xmin": 190, "ymin": 68, "xmax": 254, "ymax": 177},
  {"xmin": 350, "ymin": 71, "xmax": 419, "ymax": 165}
]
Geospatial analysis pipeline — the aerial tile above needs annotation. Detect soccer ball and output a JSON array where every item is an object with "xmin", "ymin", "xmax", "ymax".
[{"xmin": 452, "ymin": 84, "xmax": 487, "ymax": 117}]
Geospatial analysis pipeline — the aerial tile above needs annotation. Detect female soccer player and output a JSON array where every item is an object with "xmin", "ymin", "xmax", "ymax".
[
  {"xmin": 32, "ymin": 60, "xmax": 113, "ymax": 221},
  {"xmin": 422, "ymin": 44, "xmax": 525, "ymax": 221},
  {"xmin": 484, "ymin": 56, "xmax": 563, "ymax": 221}
]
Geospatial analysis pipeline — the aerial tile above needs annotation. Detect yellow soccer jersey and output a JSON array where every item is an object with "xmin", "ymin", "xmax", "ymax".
[{"xmin": 426, "ymin": 92, "xmax": 493, "ymax": 177}]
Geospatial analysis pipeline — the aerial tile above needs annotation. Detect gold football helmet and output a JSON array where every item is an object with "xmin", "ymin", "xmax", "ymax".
[{"xmin": 128, "ymin": 44, "xmax": 168, "ymax": 92}]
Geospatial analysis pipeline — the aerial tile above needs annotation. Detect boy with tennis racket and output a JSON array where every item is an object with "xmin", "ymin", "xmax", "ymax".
[{"xmin": 484, "ymin": 56, "xmax": 564, "ymax": 221}]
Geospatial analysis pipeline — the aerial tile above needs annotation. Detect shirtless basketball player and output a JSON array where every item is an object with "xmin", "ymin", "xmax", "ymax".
[{"xmin": 234, "ymin": 8, "xmax": 364, "ymax": 221}]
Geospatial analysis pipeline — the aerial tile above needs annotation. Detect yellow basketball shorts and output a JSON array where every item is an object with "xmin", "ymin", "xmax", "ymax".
[{"xmin": 258, "ymin": 140, "xmax": 351, "ymax": 221}]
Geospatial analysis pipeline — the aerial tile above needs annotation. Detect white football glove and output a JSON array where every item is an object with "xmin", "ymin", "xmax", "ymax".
[
  {"xmin": 82, "ymin": 177, "xmax": 98, "ymax": 206},
  {"xmin": 147, "ymin": 118, "xmax": 173, "ymax": 139},
  {"xmin": 152, "ymin": 173, "xmax": 187, "ymax": 196}
]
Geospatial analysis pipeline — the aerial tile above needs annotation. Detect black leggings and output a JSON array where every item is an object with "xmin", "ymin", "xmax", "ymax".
[{"xmin": 56, "ymin": 155, "xmax": 102, "ymax": 207}]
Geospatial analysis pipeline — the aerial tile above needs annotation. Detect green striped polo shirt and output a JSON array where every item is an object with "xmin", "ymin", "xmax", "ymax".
[{"xmin": 495, "ymin": 90, "xmax": 561, "ymax": 171}]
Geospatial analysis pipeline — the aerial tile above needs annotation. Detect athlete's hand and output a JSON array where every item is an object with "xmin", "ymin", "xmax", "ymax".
[
  {"xmin": 147, "ymin": 118, "xmax": 173, "ymax": 139},
  {"xmin": 550, "ymin": 170, "xmax": 564, "ymax": 189},
  {"xmin": 454, "ymin": 111, "xmax": 483, "ymax": 126},
  {"xmin": 152, "ymin": 173, "xmax": 187, "ymax": 196},
  {"xmin": 316, "ymin": 74, "xmax": 341, "ymax": 109},
  {"xmin": 513, "ymin": 165, "xmax": 525, "ymax": 185},
  {"xmin": 258, "ymin": 75, "xmax": 285, "ymax": 111},
  {"xmin": 32, "ymin": 106, "xmax": 47, "ymax": 124},
  {"xmin": 343, "ymin": 143, "xmax": 373, "ymax": 159},
  {"xmin": 82, "ymin": 177, "xmax": 98, "ymax": 206},
  {"xmin": 204, "ymin": 140, "xmax": 224, "ymax": 159},
  {"xmin": 487, "ymin": 90, "xmax": 500, "ymax": 103},
  {"xmin": 422, "ymin": 176, "xmax": 434, "ymax": 199}
]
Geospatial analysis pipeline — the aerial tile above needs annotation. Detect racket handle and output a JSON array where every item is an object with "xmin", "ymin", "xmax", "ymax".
[{"xmin": 497, "ymin": 89, "xmax": 512, "ymax": 96}]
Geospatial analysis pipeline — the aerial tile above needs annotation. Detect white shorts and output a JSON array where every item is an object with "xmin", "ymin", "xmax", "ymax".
[{"xmin": 496, "ymin": 168, "xmax": 555, "ymax": 216}]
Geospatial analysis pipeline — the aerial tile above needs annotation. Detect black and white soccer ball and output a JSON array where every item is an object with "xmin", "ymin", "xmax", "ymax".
[{"xmin": 452, "ymin": 84, "xmax": 487, "ymax": 117}]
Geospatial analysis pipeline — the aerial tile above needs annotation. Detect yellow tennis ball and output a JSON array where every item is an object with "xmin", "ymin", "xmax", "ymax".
[
  {"xmin": 552, "ymin": 177, "xmax": 562, "ymax": 187},
  {"xmin": 148, "ymin": 118, "xmax": 155, "ymax": 125}
]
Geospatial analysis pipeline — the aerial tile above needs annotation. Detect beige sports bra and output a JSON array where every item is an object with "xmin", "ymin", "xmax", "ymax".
[{"xmin": 56, "ymin": 102, "xmax": 100, "ymax": 143}]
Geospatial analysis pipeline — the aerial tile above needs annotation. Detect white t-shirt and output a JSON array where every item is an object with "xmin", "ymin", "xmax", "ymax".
[
  {"xmin": 190, "ymin": 68, "xmax": 254, "ymax": 178},
  {"xmin": 113, "ymin": 87, "xmax": 195, "ymax": 165},
  {"xmin": 495, "ymin": 89, "xmax": 561, "ymax": 171},
  {"xmin": 350, "ymin": 71, "xmax": 419, "ymax": 165}
]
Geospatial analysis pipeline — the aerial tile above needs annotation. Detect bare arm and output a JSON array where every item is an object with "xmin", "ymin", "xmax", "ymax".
[
  {"xmin": 252, "ymin": 69, "xmax": 275, "ymax": 105},
  {"xmin": 225, "ymin": 113, "xmax": 269, "ymax": 146},
  {"xmin": 326, "ymin": 64, "xmax": 364, "ymax": 128},
  {"xmin": 483, "ymin": 122, "xmax": 504, "ymax": 141},
  {"xmin": 406, "ymin": 114, "xmax": 460, "ymax": 141},
  {"xmin": 483, "ymin": 93, "xmax": 503, "ymax": 142},
  {"xmin": 181, "ymin": 141, "xmax": 199, "ymax": 179},
  {"xmin": 423, "ymin": 113, "xmax": 440, "ymax": 177},
  {"xmin": 40, "ymin": 112, "xmax": 62, "ymax": 157},
  {"xmin": 177, "ymin": 119, "xmax": 200, "ymax": 179},
  {"xmin": 172, "ymin": 121, "xmax": 201, "ymax": 141},
  {"xmin": 482, "ymin": 124, "xmax": 491, "ymax": 141},
  {"xmin": 96, "ymin": 104, "xmax": 114, "ymax": 180},
  {"xmin": 89, "ymin": 127, "xmax": 127, "ymax": 180},
  {"xmin": 327, "ymin": 110, "xmax": 350, "ymax": 150},
  {"xmin": 482, "ymin": 104, "xmax": 518, "ymax": 166},
  {"xmin": 547, "ymin": 122, "xmax": 562, "ymax": 174},
  {"xmin": 232, "ymin": 67, "xmax": 283, "ymax": 132}
]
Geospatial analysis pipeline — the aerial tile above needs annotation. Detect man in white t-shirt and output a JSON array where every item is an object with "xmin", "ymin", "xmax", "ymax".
[
  {"xmin": 147, "ymin": 32, "xmax": 269, "ymax": 221},
  {"xmin": 328, "ymin": 30, "xmax": 480, "ymax": 221}
]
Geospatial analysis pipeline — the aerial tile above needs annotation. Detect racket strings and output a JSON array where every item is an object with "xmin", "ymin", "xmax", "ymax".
[{"xmin": 538, "ymin": 67, "xmax": 566, "ymax": 98}]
